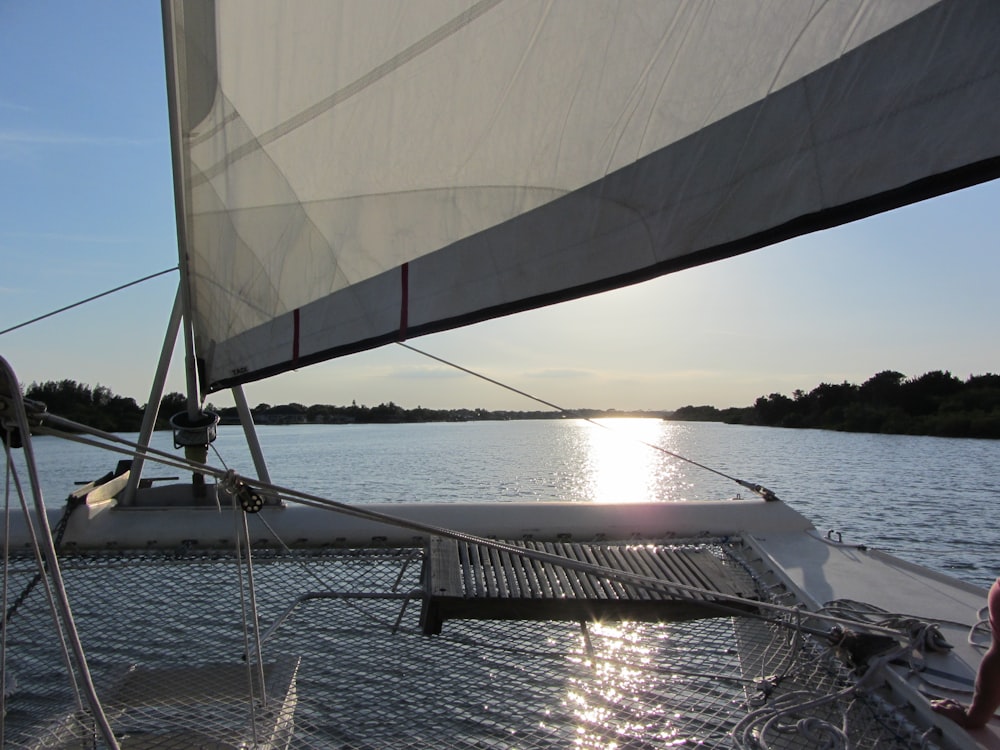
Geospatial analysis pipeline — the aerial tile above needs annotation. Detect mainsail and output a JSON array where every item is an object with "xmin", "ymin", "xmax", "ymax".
[{"xmin": 163, "ymin": 0, "xmax": 1000, "ymax": 394}]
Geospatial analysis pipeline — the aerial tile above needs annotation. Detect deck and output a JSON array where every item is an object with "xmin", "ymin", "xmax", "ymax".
[{"xmin": 420, "ymin": 536, "xmax": 760, "ymax": 635}]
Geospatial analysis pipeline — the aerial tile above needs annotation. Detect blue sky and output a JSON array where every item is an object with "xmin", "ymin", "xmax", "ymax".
[{"xmin": 2, "ymin": 3, "xmax": 999, "ymax": 413}]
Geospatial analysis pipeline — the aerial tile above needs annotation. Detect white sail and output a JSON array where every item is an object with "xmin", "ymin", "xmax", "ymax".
[{"xmin": 163, "ymin": 0, "xmax": 1000, "ymax": 393}]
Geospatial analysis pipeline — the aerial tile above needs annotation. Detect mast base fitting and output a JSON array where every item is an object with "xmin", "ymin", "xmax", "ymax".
[
  {"xmin": 170, "ymin": 411, "xmax": 219, "ymax": 450},
  {"xmin": 171, "ymin": 411, "xmax": 219, "ymax": 498}
]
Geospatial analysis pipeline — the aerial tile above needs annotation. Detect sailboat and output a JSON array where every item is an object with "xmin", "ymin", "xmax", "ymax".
[{"xmin": 2, "ymin": 1, "xmax": 999, "ymax": 747}]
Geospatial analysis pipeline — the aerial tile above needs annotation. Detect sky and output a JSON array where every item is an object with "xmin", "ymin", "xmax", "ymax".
[{"xmin": 2, "ymin": 3, "xmax": 999, "ymax": 414}]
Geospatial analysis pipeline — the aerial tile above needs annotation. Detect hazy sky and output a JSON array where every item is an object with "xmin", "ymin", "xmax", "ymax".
[{"xmin": 2, "ymin": 3, "xmax": 999, "ymax": 414}]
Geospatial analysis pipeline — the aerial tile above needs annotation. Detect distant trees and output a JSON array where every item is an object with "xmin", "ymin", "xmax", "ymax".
[
  {"xmin": 250, "ymin": 401, "xmax": 539, "ymax": 424},
  {"xmin": 670, "ymin": 404, "xmax": 747, "ymax": 423},
  {"xmin": 671, "ymin": 370, "xmax": 1000, "ymax": 439},
  {"xmin": 25, "ymin": 380, "xmax": 144, "ymax": 433},
  {"xmin": 26, "ymin": 369, "xmax": 1000, "ymax": 439},
  {"xmin": 22, "ymin": 382, "xmax": 210, "ymax": 433},
  {"xmin": 21, "ymin": 381, "xmax": 652, "ymax": 432}
]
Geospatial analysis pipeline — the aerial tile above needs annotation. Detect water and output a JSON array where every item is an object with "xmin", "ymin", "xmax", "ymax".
[{"xmin": 10, "ymin": 418, "xmax": 999, "ymax": 588}]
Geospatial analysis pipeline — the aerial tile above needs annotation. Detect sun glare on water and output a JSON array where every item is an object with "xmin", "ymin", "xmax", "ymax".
[
  {"xmin": 564, "ymin": 622, "xmax": 687, "ymax": 748},
  {"xmin": 578, "ymin": 418, "xmax": 686, "ymax": 503}
]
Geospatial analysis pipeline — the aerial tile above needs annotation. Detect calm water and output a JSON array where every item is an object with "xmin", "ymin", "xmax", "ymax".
[{"xmin": 10, "ymin": 419, "xmax": 999, "ymax": 588}]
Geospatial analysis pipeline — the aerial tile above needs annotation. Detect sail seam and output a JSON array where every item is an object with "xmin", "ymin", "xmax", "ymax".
[
  {"xmin": 399, "ymin": 263, "xmax": 409, "ymax": 342},
  {"xmin": 191, "ymin": 0, "xmax": 503, "ymax": 188}
]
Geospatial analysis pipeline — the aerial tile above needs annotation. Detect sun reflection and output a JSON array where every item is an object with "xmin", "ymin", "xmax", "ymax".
[
  {"xmin": 563, "ymin": 621, "xmax": 688, "ymax": 748},
  {"xmin": 577, "ymin": 418, "xmax": 687, "ymax": 503}
]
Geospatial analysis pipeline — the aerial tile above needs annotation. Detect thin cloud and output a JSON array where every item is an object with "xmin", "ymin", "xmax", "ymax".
[
  {"xmin": 0, "ymin": 130, "xmax": 163, "ymax": 164},
  {"xmin": 0, "ymin": 99, "xmax": 32, "ymax": 113},
  {"xmin": 0, "ymin": 130, "xmax": 162, "ymax": 148},
  {"xmin": 383, "ymin": 366, "xmax": 464, "ymax": 381},
  {"xmin": 2, "ymin": 231, "xmax": 142, "ymax": 245},
  {"xmin": 524, "ymin": 369, "xmax": 593, "ymax": 379}
]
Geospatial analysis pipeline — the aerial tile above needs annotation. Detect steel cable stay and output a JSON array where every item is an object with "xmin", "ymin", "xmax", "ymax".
[
  {"xmin": 231, "ymin": 497, "xmax": 265, "ymax": 744},
  {"xmin": 2, "ymin": 437, "xmax": 7, "ymax": 743},
  {"xmin": 36, "ymin": 415, "xmax": 795, "ymax": 626},
  {"xmin": 3, "ymin": 429, "xmax": 87, "ymax": 710},
  {"xmin": 0, "ymin": 371, "xmax": 120, "ymax": 749},
  {"xmin": 23, "ymin": 409, "xmax": 940, "ymax": 649},
  {"xmin": 0, "ymin": 267, "xmax": 178, "ymax": 338},
  {"xmin": 397, "ymin": 342, "xmax": 780, "ymax": 501},
  {"xmin": 2, "ymin": 286, "xmax": 776, "ymax": 496}
]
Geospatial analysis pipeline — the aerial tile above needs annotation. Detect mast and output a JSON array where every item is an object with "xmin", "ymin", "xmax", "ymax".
[
  {"xmin": 160, "ymin": 0, "xmax": 200, "ymax": 421},
  {"xmin": 160, "ymin": 0, "xmax": 216, "ymax": 494}
]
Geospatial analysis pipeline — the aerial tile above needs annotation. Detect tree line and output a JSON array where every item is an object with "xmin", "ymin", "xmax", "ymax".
[
  {"xmin": 670, "ymin": 370, "xmax": 1000, "ymax": 439},
  {"xmin": 20, "ymin": 380, "xmax": 658, "ymax": 432},
  {"xmin": 22, "ymin": 381, "xmax": 191, "ymax": 433},
  {"xmin": 23, "ymin": 369, "xmax": 1000, "ymax": 439}
]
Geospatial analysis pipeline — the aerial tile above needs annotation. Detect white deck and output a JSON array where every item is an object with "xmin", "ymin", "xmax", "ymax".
[
  {"xmin": 17, "ymin": 487, "xmax": 814, "ymax": 549},
  {"xmin": 752, "ymin": 529, "xmax": 999, "ymax": 748}
]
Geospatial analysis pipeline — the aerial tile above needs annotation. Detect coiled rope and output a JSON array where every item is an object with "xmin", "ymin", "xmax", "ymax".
[{"xmin": 732, "ymin": 611, "xmax": 943, "ymax": 750}]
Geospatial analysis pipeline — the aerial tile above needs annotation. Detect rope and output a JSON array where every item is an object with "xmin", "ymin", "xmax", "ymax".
[
  {"xmin": 51, "ymin": 414, "xmax": 769, "ymax": 615},
  {"xmin": 2, "ymin": 427, "xmax": 11, "ymax": 735},
  {"xmin": 214, "ymin": 452, "xmax": 269, "ymax": 718},
  {"xmin": 397, "ymin": 342, "xmax": 780, "ymax": 501},
  {"xmin": 0, "ymin": 267, "xmax": 177, "ymax": 337},
  {"xmin": 0, "ymin": 372, "xmax": 119, "ymax": 748},
  {"xmin": 2, "ymin": 437, "xmax": 84, "ymax": 711},
  {"xmin": 229, "ymin": 492, "xmax": 263, "ymax": 744},
  {"xmin": 733, "ymin": 687, "xmax": 856, "ymax": 750},
  {"xmin": 968, "ymin": 606, "xmax": 992, "ymax": 649},
  {"xmin": 4, "ymin": 499, "xmax": 81, "ymax": 626},
  {"xmin": 7, "ymin": 367, "xmax": 957, "ymax": 747},
  {"xmin": 733, "ymin": 609, "xmax": 943, "ymax": 750}
]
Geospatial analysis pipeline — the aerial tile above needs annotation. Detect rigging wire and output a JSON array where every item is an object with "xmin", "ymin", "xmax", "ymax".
[
  {"xmin": 24, "ymin": 404, "xmax": 966, "ymax": 750},
  {"xmin": 231, "ymin": 497, "xmax": 264, "ymax": 740},
  {"xmin": 47, "ymin": 421, "xmax": 758, "ymax": 617},
  {"xmin": 2, "ymin": 435, "xmax": 84, "ymax": 713},
  {"xmin": 2, "ymin": 430, "xmax": 11, "ymax": 735},
  {"xmin": 0, "ymin": 267, "xmax": 178, "ymax": 337},
  {"xmin": 396, "ymin": 342, "xmax": 779, "ymax": 501},
  {"xmin": 28, "ymin": 414, "xmax": 906, "ymax": 642},
  {"xmin": 208, "ymin": 441, "xmax": 273, "ymax": 690},
  {"xmin": 0, "ymin": 390, "xmax": 113, "ymax": 740},
  {"xmin": 24, "ymin": 398, "xmax": 959, "ymax": 653}
]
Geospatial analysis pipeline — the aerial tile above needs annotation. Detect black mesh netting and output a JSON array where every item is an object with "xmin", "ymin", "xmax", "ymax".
[{"xmin": 0, "ymin": 543, "xmax": 942, "ymax": 749}]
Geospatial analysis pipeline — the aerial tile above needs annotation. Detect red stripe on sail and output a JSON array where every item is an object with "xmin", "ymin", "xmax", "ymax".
[
  {"xmin": 292, "ymin": 308, "xmax": 300, "ymax": 366},
  {"xmin": 399, "ymin": 262, "xmax": 409, "ymax": 341}
]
